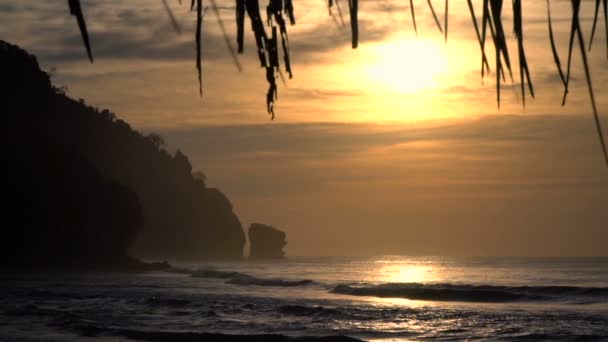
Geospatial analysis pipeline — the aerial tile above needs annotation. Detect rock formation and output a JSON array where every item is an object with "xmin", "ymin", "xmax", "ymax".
[
  {"xmin": 248, "ymin": 224, "xmax": 287, "ymax": 259},
  {"xmin": 2, "ymin": 137, "xmax": 149, "ymax": 270},
  {"xmin": 1, "ymin": 40, "xmax": 245, "ymax": 263}
]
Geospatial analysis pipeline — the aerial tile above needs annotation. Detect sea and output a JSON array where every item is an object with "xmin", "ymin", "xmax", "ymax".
[{"xmin": 2, "ymin": 256, "xmax": 608, "ymax": 341}]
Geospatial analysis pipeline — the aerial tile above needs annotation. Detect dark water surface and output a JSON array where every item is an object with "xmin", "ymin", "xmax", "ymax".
[{"xmin": 2, "ymin": 256, "xmax": 608, "ymax": 341}]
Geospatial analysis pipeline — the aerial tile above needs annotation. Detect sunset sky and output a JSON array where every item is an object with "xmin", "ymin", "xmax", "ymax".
[{"xmin": 2, "ymin": 0, "xmax": 607, "ymax": 256}]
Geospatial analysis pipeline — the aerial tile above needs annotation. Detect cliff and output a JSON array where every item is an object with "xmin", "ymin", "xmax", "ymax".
[
  {"xmin": 248, "ymin": 224, "xmax": 287, "ymax": 259},
  {"xmin": 1, "ymin": 40, "xmax": 245, "ymax": 262},
  {"xmin": 2, "ymin": 134, "xmax": 147, "ymax": 269}
]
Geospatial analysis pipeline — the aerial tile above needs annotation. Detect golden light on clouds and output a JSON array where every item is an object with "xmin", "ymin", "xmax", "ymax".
[{"xmin": 365, "ymin": 37, "xmax": 448, "ymax": 94}]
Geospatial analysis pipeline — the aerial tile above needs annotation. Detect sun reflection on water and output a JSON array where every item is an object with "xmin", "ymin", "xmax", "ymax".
[
  {"xmin": 339, "ymin": 257, "xmax": 447, "ymax": 307},
  {"xmin": 372, "ymin": 258, "xmax": 440, "ymax": 284}
]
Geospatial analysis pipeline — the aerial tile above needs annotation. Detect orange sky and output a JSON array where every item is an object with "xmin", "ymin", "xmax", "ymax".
[{"xmin": 2, "ymin": 0, "xmax": 607, "ymax": 256}]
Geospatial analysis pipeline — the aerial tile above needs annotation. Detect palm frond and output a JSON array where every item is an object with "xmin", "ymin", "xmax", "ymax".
[
  {"xmin": 444, "ymin": 0, "xmax": 448, "ymax": 42},
  {"xmin": 67, "ymin": 0, "xmax": 93, "ymax": 62},
  {"xmin": 210, "ymin": 0, "xmax": 242, "ymax": 72},
  {"xmin": 427, "ymin": 0, "xmax": 443, "ymax": 34},
  {"xmin": 162, "ymin": 0, "xmax": 182, "ymax": 34},
  {"xmin": 335, "ymin": 0, "xmax": 346, "ymax": 28},
  {"xmin": 348, "ymin": 0, "xmax": 358, "ymax": 49},
  {"xmin": 236, "ymin": 0, "xmax": 245, "ymax": 53},
  {"xmin": 513, "ymin": 0, "xmax": 534, "ymax": 107},
  {"xmin": 195, "ymin": 0, "xmax": 203, "ymax": 96},
  {"xmin": 466, "ymin": 0, "xmax": 490, "ymax": 78},
  {"xmin": 571, "ymin": 0, "xmax": 608, "ymax": 166},
  {"xmin": 587, "ymin": 0, "xmax": 607, "ymax": 59},
  {"xmin": 60, "ymin": 0, "xmax": 607, "ymax": 166},
  {"xmin": 410, "ymin": 0, "xmax": 417, "ymax": 35},
  {"xmin": 546, "ymin": 0, "xmax": 567, "ymax": 89}
]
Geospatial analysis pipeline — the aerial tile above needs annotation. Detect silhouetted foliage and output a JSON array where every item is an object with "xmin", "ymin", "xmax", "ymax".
[
  {"xmin": 60, "ymin": 0, "xmax": 608, "ymax": 166},
  {"xmin": 2, "ymin": 40, "xmax": 246, "ymax": 261},
  {"xmin": 193, "ymin": 170, "xmax": 208, "ymax": 186},
  {"xmin": 11, "ymin": 1, "xmax": 608, "ymax": 165},
  {"xmin": 248, "ymin": 223, "xmax": 287, "ymax": 259},
  {"xmin": 147, "ymin": 133, "xmax": 167, "ymax": 150}
]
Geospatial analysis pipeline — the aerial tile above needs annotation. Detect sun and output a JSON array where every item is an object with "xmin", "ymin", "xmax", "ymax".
[{"xmin": 364, "ymin": 37, "xmax": 448, "ymax": 94}]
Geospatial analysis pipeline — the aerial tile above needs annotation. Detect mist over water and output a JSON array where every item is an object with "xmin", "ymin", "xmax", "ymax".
[{"xmin": 3, "ymin": 256, "xmax": 608, "ymax": 341}]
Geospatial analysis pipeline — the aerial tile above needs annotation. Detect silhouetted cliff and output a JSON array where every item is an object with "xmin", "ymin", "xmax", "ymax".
[
  {"xmin": 2, "ymin": 138, "xmax": 148, "ymax": 270},
  {"xmin": 2, "ymin": 40, "xmax": 245, "ymax": 262},
  {"xmin": 248, "ymin": 224, "xmax": 287, "ymax": 259}
]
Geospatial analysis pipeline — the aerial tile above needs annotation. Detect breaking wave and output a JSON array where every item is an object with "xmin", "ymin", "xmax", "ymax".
[
  {"xmin": 191, "ymin": 269, "xmax": 316, "ymax": 287},
  {"xmin": 331, "ymin": 283, "xmax": 608, "ymax": 303}
]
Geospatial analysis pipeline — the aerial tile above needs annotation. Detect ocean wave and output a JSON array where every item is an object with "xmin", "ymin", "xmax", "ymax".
[
  {"xmin": 70, "ymin": 325, "xmax": 363, "ymax": 342},
  {"xmin": 227, "ymin": 275, "xmax": 316, "ymax": 287},
  {"xmin": 191, "ymin": 268, "xmax": 316, "ymax": 287},
  {"xmin": 191, "ymin": 269, "xmax": 245, "ymax": 279},
  {"xmin": 279, "ymin": 305, "xmax": 341, "ymax": 317},
  {"xmin": 331, "ymin": 283, "xmax": 608, "ymax": 303},
  {"xmin": 165, "ymin": 266, "xmax": 194, "ymax": 274},
  {"xmin": 144, "ymin": 296, "xmax": 191, "ymax": 308}
]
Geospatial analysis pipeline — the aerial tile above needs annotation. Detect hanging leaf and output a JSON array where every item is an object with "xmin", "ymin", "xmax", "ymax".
[
  {"xmin": 67, "ymin": 0, "xmax": 93, "ymax": 62},
  {"xmin": 409, "ymin": 0, "xmax": 417, "ymax": 34},
  {"xmin": 348, "ymin": 0, "xmax": 359, "ymax": 49},
  {"xmin": 481, "ymin": 0, "xmax": 491, "ymax": 80},
  {"xmin": 57, "ymin": 0, "xmax": 607, "ymax": 165},
  {"xmin": 513, "ymin": 0, "xmax": 534, "ymax": 107},
  {"xmin": 335, "ymin": 0, "xmax": 346, "ymax": 28},
  {"xmin": 546, "ymin": 0, "xmax": 567, "ymax": 89},
  {"xmin": 195, "ymin": 0, "xmax": 202, "ymax": 96},
  {"xmin": 268, "ymin": 26, "xmax": 279, "ymax": 68},
  {"xmin": 210, "ymin": 0, "xmax": 242, "ymax": 72},
  {"xmin": 280, "ymin": 23, "xmax": 293, "ymax": 77},
  {"xmin": 589, "ymin": 0, "xmax": 602, "ymax": 51},
  {"xmin": 245, "ymin": 0, "xmax": 269, "ymax": 67},
  {"xmin": 571, "ymin": 0, "xmax": 608, "ymax": 166},
  {"xmin": 284, "ymin": 0, "xmax": 295, "ymax": 25},
  {"xmin": 427, "ymin": 0, "xmax": 443, "ymax": 34},
  {"xmin": 588, "ymin": 0, "xmax": 607, "ymax": 60},
  {"xmin": 486, "ymin": 0, "xmax": 515, "ymax": 107},
  {"xmin": 589, "ymin": 0, "xmax": 608, "ymax": 57},
  {"xmin": 162, "ymin": 0, "xmax": 182, "ymax": 34},
  {"xmin": 490, "ymin": 0, "xmax": 513, "ymax": 81},
  {"xmin": 605, "ymin": 0, "xmax": 608, "ymax": 59},
  {"xmin": 444, "ymin": 0, "xmax": 449, "ymax": 42},
  {"xmin": 466, "ymin": 0, "xmax": 490, "ymax": 78},
  {"xmin": 267, "ymin": 0, "xmax": 293, "ymax": 77},
  {"xmin": 236, "ymin": 0, "xmax": 246, "ymax": 53},
  {"xmin": 561, "ymin": 0, "xmax": 578, "ymax": 106}
]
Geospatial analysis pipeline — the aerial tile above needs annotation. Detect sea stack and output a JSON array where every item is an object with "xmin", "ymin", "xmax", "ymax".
[{"xmin": 248, "ymin": 223, "xmax": 287, "ymax": 259}]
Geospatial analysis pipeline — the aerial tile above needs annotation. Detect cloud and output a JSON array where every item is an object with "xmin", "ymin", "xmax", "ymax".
[
  {"xmin": 0, "ymin": 3, "xmax": 16, "ymax": 12},
  {"xmin": 158, "ymin": 114, "xmax": 608, "ymax": 256},
  {"xmin": 161, "ymin": 114, "xmax": 608, "ymax": 193},
  {"xmin": 0, "ymin": 0, "xmax": 432, "ymax": 65}
]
